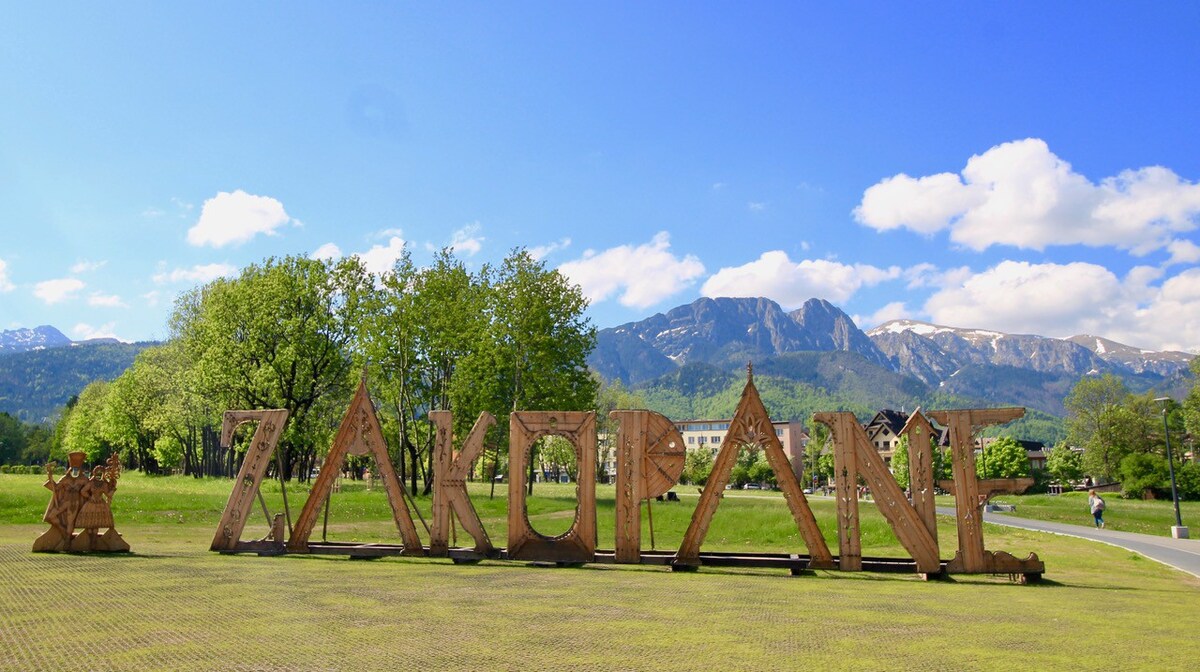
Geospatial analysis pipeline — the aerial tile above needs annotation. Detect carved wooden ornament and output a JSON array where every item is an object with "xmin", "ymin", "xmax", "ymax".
[
  {"xmin": 210, "ymin": 409, "xmax": 290, "ymax": 552},
  {"xmin": 675, "ymin": 369, "xmax": 834, "ymax": 569},
  {"xmin": 813, "ymin": 411, "xmax": 941, "ymax": 574},
  {"xmin": 507, "ymin": 411, "xmax": 597, "ymax": 563},
  {"xmin": 289, "ymin": 379, "xmax": 424, "ymax": 554},
  {"xmin": 610, "ymin": 410, "xmax": 686, "ymax": 563},
  {"xmin": 429, "ymin": 410, "xmax": 496, "ymax": 556},
  {"xmin": 927, "ymin": 408, "xmax": 1043, "ymax": 575}
]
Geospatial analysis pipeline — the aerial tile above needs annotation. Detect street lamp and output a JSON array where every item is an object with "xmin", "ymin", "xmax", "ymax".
[{"xmin": 1154, "ymin": 397, "xmax": 1189, "ymax": 539}]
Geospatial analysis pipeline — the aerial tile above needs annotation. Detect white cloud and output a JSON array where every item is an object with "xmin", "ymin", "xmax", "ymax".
[
  {"xmin": 0, "ymin": 259, "xmax": 13, "ymax": 292},
  {"xmin": 70, "ymin": 259, "xmax": 107, "ymax": 274},
  {"xmin": 855, "ymin": 138, "xmax": 1200, "ymax": 255},
  {"xmin": 143, "ymin": 291, "xmax": 161, "ymax": 308},
  {"xmin": 88, "ymin": 292, "xmax": 128, "ymax": 308},
  {"xmin": 186, "ymin": 190, "xmax": 295, "ymax": 247},
  {"xmin": 1167, "ymin": 239, "xmax": 1200, "ymax": 265},
  {"xmin": 153, "ymin": 263, "xmax": 237, "ymax": 284},
  {"xmin": 34, "ymin": 278, "xmax": 85, "ymax": 304},
  {"xmin": 311, "ymin": 243, "xmax": 343, "ymax": 261},
  {"xmin": 529, "ymin": 237, "xmax": 572, "ymax": 261},
  {"xmin": 558, "ymin": 232, "xmax": 705, "ymax": 309},
  {"xmin": 701, "ymin": 251, "xmax": 900, "ymax": 305},
  {"xmin": 357, "ymin": 236, "xmax": 407, "ymax": 275},
  {"xmin": 449, "ymin": 223, "xmax": 484, "ymax": 256},
  {"xmin": 375, "ymin": 228, "xmax": 404, "ymax": 239},
  {"xmin": 748, "ymin": 202, "xmax": 766, "ymax": 212},
  {"xmin": 72, "ymin": 322, "xmax": 125, "ymax": 342},
  {"xmin": 855, "ymin": 301, "xmax": 910, "ymax": 329},
  {"xmin": 920, "ymin": 260, "xmax": 1200, "ymax": 351}
]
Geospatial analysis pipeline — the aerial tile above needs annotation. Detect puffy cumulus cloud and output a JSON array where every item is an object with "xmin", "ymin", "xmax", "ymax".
[
  {"xmin": 449, "ymin": 223, "xmax": 484, "ymax": 256},
  {"xmin": 310, "ymin": 242, "xmax": 343, "ymax": 261},
  {"xmin": 529, "ymin": 237, "xmax": 572, "ymax": 261},
  {"xmin": 921, "ymin": 260, "xmax": 1200, "ymax": 351},
  {"xmin": 0, "ymin": 259, "xmax": 13, "ymax": 292},
  {"xmin": 701, "ymin": 251, "xmax": 900, "ymax": 305},
  {"xmin": 187, "ymin": 190, "xmax": 295, "ymax": 248},
  {"xmin": 72, "ymin": 322, "xmax": 125, "ymax": 342},
  {"xmin": 558, "ymin": 232, "xmax": 705, "ymax": 309},
  {"xmin": 143, "ymin": 291, "xmax": 161, "ymax": 308},
  {"xmin": 356, "ymin": 236, "xmax": 407, "ymax": 275},
  {"xmin": 152, "ymin": 263, "xmax": 237, "ymax": 284},
  {"xmin": 855, "ymin": 138, "xmax": 1200, "ymax": 255},
  {"xmin": 34, "ymin": 278, "xmax": 85, "ymax": 304},
  {"xmin": 1167, "ymin": 239, "xmax": 1200, "ymax": 266},
  {"xmin": 88, "ymin": 292, "xmax": 128, "ymax": 308}
]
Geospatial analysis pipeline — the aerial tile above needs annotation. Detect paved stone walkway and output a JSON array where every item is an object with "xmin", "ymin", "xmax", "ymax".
[{"xmin": 937, "ymin": 506, "xmax": 1200, "ymax": 578}]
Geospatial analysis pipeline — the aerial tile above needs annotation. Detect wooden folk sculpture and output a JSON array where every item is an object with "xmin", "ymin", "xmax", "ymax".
[
  {"xmin": 507, "ymin": 411, "xmax": 597, "ymax": 563},
  {"xmin": 210, "ymin": 367, "xmax": 1044, "ymax": 581},
  {"xmin": 34, "ymin": 451, "xmax": 129, "ymax": 553},
  {"xmin": 289, "ymin": 378, "xmax": 424, "ymax": 554}
]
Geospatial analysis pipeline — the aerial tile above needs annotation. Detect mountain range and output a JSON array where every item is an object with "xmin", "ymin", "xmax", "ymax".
[
  {"xmin": 589, "ymin": 297, "xmax": 1194, "ymax": 420},
  {"xmin": 0, "ymin": 327, "xmax": 152, "ymax": 422}
]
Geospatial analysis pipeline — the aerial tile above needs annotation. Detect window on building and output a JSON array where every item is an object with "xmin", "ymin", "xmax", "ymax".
[
  {"xmin": 711, "ymin": 436, "xmax": 720, "ymax": 444},
  {"xmin": 688, "ymin": 436, "xmax": 695, "ymax": 444},
  {"xmin": 697, "ymin": 436, "xmax": 707, "ymax": 444}
]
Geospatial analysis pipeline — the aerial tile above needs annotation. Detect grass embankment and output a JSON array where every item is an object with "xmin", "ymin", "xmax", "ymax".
[
  {"xmin": 1, "ymin": 473, "xmax": 1198, "ymax": 671},
  {"xmin": 987, "ymin": 490, "xmax": 1200, "ymax": 535}
]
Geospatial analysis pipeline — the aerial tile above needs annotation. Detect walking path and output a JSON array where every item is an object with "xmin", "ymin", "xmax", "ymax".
[{"xmin": 937, "ymin": 506, "xmax": 1200, "ymax": 578}]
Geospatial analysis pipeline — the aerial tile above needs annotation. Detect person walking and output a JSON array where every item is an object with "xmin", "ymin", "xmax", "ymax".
[{"xmin": 1088, "ymin": 489, "xmax": 1106, "ymax": 528}]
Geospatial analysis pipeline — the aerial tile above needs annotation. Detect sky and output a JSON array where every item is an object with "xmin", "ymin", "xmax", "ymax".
[{"xmin": 2, "ymin": 4, "xmax": 1200, "ymax": 353}]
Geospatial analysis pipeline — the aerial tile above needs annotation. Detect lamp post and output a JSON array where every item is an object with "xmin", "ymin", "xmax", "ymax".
[{"xmin": 1154, "ymin": 397, "xmax": 1188, "ymax": 539}]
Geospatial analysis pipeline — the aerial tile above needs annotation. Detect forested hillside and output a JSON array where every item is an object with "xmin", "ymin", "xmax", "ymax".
[{"xmin": 0, "ymin": 342, "xmax": 155, "ymax": 423}]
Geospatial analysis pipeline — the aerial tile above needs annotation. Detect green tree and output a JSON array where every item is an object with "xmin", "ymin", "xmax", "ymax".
[
  {"xmin": 171, "ymin": 255, "xmax": 369, "ymax": 481},
  {"xmin": 60, "ymin": 381, "xmax": 116, "ymax": 462},
  {"xmin": 1064, "ymin": 374, "xmax": 1129, "ymax": 480},
  {"xmin": 890, "ymin": 434, "xmax": 910, "ymax": 489},
  {"xmin": 1119, "ymin": 452, "xmax": 1167, "ymax": 499},
  {"xmin": 976, "ymin": 436, "xmax": 1030, "ymax": 479},
  {"xmin": 1045, "ymin": 442, "xmax": 1084, "ymax": 485},
  {"xmin": 454, "ymin": 249, "xmax": 598, "ymax": 495},
  {"xmin": 683, "ymin": 447, "xmax": 713, "ymax": 485},
  {"xmin": 0, "ymin": 412, "xmax": 28, "ymax": 465}
]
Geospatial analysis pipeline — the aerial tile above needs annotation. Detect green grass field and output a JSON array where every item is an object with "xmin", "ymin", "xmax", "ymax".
[
  {"xmin": 987, "ymin": 490, "xmax": 1200, "ymax": 535},
  {"xmin": 2, "ymin": 473, "xmax": 1198, "ymax": 671}
]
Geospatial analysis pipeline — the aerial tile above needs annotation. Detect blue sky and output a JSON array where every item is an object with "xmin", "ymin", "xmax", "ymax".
[{"xmin": 3, "ymin": 3, "xmax": 1199, "ymax": 352}]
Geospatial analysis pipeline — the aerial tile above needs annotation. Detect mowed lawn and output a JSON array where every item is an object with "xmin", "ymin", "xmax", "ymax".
[
  {"xmin": 986, "ymin": 490, "xmax": 1200, "ymax": 536},
  {"xmin": 1, "ymin": 473, "xmax": 1198, "ymax": 671}
]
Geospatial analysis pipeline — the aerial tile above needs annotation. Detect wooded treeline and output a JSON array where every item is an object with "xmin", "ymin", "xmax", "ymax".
[{"xmin": 49, "ymin": 248, "xmax": 599, "ymax": 492}]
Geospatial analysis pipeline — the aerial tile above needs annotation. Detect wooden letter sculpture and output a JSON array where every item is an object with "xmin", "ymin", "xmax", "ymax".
[
  {"xmin": 675, "ymin": 367, "xmax": 834, "ymax": 570},
  {"xmin": 289, "ymin": 379, "xmax": 424, "ymax": 555},
  {"xmin": 610, "ymin": 410, "xmax": 686, "ymax": 563},
  {"xmin": 813, "ymin": 412, "xmax": 940, "ymax": 575},
  {"xmin": 928, "ymin": 409, "xmax": 1043, "ymax": 577},
  {"xmin": 211, "ymin": 409, "xmax": 290, "ymax": 553},
  {"xmin": 430, "ymin": 410, "xmax": 496, "ymax": 557},
  {"xmin": 34, "ymin": 451, "xmax": 129, "ymax": 553},
  {"xmin": 507, "ymin": 411, "xmax": 597, "ymax": 563}
]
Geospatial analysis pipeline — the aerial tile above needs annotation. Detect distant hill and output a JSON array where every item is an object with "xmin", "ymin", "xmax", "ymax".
[
  {"xmin": 0, "ymin": 341, "xmax": 155, "ymax": 423},
  {"xmin": 0, "ymin": 325, "xmax": 73, "ymax": 354}
]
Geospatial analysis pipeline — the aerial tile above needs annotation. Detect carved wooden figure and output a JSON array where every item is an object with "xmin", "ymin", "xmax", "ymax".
[
  {"xmin": 927, "ymin": 408, "xmax": 1043, "ymax": 577},
  {"xmin": 34, "ymin": 451, "xmax": 129, "ymax": 553},
  {"xmin": 430, "ymin": 410, "xmax": 496, "ymax": 556},
  {"xmin": 610, "ymin": 410, "xmax": 686, "ymax": 563},
  {"xmin": 675, "ymin": 368, "xmax": 834, "ymax": 570},
  {"xmin": 289, "ymin": 379, "xmax": 424, "ymax": 554},
  {"xmin": 210, "ymin": 409, "xmax": 290, "ymax": 552},
  {"xmin": 814, "ymin": 412, "xmax": 941, "ymax": 575},
  {"xmin": 507, "ymin": 411, "xmax": 597, "ymax": 563}
]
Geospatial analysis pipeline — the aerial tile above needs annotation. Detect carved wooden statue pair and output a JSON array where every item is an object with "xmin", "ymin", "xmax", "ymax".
[{"xmin": 33, "ymin": 451, "xmax": 130, "ymax": 553}]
